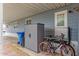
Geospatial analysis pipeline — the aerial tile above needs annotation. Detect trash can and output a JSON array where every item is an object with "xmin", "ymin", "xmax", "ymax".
[{"xmin": 17, "ymin": 32, "xmax": 25, "ymax": 46}]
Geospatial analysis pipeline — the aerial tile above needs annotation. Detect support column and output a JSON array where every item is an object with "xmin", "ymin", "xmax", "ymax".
[{"xmin": 0, "ymin": 3, "xmax": 3, "ymax": 37}]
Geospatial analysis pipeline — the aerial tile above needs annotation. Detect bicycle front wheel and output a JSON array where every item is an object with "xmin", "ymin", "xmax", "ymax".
[
  {"xmin": 39, "ymin": 42, "xmax": 49, "ymax": 52},
  {"xmin": 60, "ymin": 44, "xmax": 75, "ymax": 56}
]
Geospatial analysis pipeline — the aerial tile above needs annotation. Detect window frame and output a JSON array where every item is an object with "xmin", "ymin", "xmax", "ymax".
[{"xmin": 55, "ymin": 10, "xmax": 68, "ymax": 27}]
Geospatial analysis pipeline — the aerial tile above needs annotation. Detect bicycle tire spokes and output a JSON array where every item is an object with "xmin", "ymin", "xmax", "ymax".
[
  {"xmin": 60, "ymin": 45, "xmax": 75, "ymax": 56},
  {"xmin": 39, "ymin": 33, "xmax": 75, "ymax": 56}
]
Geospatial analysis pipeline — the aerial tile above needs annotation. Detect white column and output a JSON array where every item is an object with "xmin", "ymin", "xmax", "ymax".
[
  {"xmin": 0, "ymin": 3, "xmax": 3, "ymax": 37},
  {"xmin": 0, "ymin": 3, "xmax": 3, "ymax": 55}
]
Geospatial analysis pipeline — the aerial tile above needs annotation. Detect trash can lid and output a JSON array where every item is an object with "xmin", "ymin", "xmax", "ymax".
[{"xmin": 17, "ymin": 32, "xmax": 25, "ymax": 34}]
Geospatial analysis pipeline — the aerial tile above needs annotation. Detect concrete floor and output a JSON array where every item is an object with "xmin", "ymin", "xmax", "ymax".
[
  {"xmin": 0, "ymin": 36, "xmax": 61, "ymax": 56},
  {"xmin": 0, "ymin": 36, "xmax": 30, "ymax": 56}
]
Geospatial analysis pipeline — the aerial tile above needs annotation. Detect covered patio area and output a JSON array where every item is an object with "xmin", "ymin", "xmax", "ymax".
[{"xmin": 0, "ymin": 3, "xmax": 79, "ymax": 56}]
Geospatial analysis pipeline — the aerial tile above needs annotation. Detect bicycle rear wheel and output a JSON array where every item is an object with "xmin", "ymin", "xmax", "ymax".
[{"xmin": 60, "ymin": 44, "xmax": 75, "ymax": 56}]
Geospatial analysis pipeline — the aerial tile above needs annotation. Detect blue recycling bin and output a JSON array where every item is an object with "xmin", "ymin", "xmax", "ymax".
[{"xmin": 17, "ymin": 32, "xmax": 25, "ymax": 45}]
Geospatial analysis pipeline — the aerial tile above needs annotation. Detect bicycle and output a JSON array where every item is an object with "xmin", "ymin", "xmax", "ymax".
[{"xmin": 39, "ymin": 33, "xmax": 75, "ymax": 56}]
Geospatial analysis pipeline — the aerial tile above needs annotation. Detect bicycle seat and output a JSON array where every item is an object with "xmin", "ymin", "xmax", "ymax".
[
  {"xmin": 50, "ymin": 47, "xmax": 57, "ymax": 50},
  {"xmin": 48, "ymin": 39, "xmax": 55, "ymax": 42},
  {"xmin": 54, "ymin": 40, "xmax": 60, "ymax": 43}
]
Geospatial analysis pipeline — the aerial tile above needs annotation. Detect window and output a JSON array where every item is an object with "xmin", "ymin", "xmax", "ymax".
[
  {"xmin": 27, "ymin": 20, "xmax": 31, "ymax": 24},
  {"xmin": 55, "ymin": 10, "xmax": 67, "ymax": 27},
  {"xmin": 25, "ymin": 18, "xmax": 32, "ymax": 25},
  {"xmin": 57, "ymin": 14, "xmax": 64, "ymax": 26}
]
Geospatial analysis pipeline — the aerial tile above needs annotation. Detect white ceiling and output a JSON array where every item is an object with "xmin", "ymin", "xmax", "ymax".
[{"xmin": 3, "ymin": 3, "xmax": 70, "ymax": 24}]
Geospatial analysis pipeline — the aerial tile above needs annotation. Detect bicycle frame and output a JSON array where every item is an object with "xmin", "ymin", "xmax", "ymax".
[
  {"xmin": 39, "ymin": 33, "xmax": 75, "ymax": 56},
  {"xmin": 48, "ymin": 39, "xmax": 66, "ymax": 54}
]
